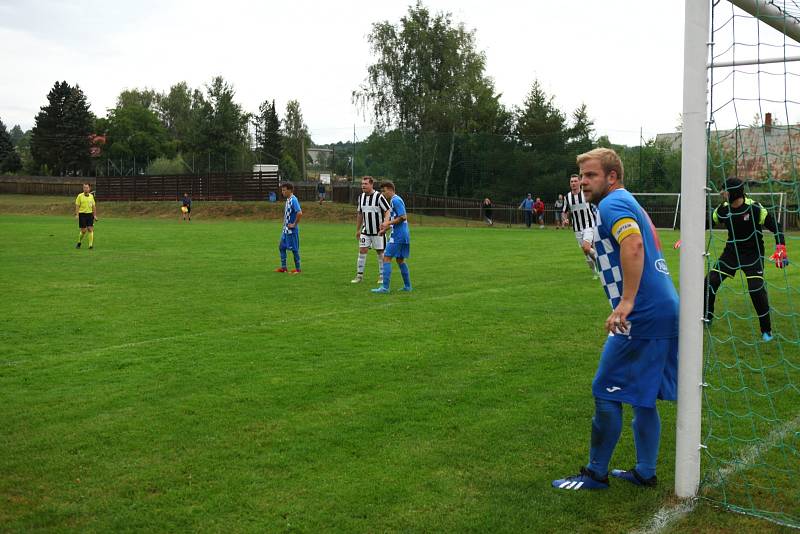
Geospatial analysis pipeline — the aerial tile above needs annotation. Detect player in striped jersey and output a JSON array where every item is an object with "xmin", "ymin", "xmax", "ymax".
[
  {"xmin": 352, "ymin": 176, "xmax": 391, "ymax": 284},
  {"xmin": 564, "ymin": 174, "xmax": 599, "ymax": 279}
]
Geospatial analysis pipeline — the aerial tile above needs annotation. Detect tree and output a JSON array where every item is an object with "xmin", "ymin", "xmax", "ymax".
[
  {"xmin": 116, "ymin": 88, "xmax": 159, "ymax": 111},
  {"xmin": 9, "ymin": 125, "xmax": 24, "ymax": 147},
  {"xmin": 515, "ymin": 80, "xmax": 567, "ymax": 155},
  {"xmin": 194, "ymin": 76, "xmax": 250, "ymax": 172},
  {"xmin": 156, "ymin": 82, "xmax": 195, "ymax": 150},
  {"xmin": 282, "ymin": 100, "xmax": 311, "ymax": 179},
  {"xmin": 103, "ymin": 100, "xmax": 172, "ymax": 173},
  {"xmin": 30, "ymin": 81, "xmax": 94, "ymax": 175},
  {"xmin": 253, "ymin": 99, "xmax": 282, "ymax": 164},
  {"xmin": 0, "ymin": 119, "xmax": 22, "ymax": 173},
  {"xmin": 356, "ymin": 1, "xmax": 502, "ymax": 194},
  {"xmin": 566, "ymin": 103, "xmax": 594, "ymax": 156}
]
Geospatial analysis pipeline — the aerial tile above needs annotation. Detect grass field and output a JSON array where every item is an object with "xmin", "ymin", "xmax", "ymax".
[{"xmin": 0, "ymin": 196, "xmax": 797, "ymax": 533}]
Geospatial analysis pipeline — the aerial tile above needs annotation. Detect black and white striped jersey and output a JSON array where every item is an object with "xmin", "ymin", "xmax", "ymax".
[
  {"xmin": 563, "ymin": 190, "xmax": 596, "ymax": 232},
  {"xmin": 357, "ymin": 192, "xmax": 391, "ymax": 235}
]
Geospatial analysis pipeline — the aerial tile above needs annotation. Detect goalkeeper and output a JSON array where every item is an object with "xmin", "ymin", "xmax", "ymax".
[{"xmin": 705, "ymin": 178, "xmax": 788, "ymax": 341}]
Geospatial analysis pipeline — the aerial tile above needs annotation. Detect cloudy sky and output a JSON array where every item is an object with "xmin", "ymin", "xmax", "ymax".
[{"xmin": 1, "ymin": 1, "xmax": 689, "ymax": 145}]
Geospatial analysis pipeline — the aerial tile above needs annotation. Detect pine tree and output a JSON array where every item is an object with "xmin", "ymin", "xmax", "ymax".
[
  {"xmin": 253, "ymin": 99, "xmax": 282, "ymax": 164},
  {"xmin": 30, "ymin": 81, "xmax": 93, "ymax": 175},
  {"xmin": 0, "ymin": 119, "xmax": 22, "ymax": 173}
]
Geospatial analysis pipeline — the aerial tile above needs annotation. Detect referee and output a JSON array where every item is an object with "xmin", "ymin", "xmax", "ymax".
[
  {"xmin": 74, "ymin": 182, "xmax": 98, "ymax": 249},
  {"xmin": 563, "ymin": 174, "xmax": 599, "ymax": 279},
  {"xmin": 705, "ymin": 178, "xmax": 788, "ymax": 341}
]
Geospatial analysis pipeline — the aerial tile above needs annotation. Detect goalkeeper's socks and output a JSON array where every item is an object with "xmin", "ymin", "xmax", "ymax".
[
  {"xmin": 382, "ymin": 262, "xmax": 392, "ymax": 289},
  {"xmin": 588, "ymin": 398, "xmax": 623, "ymax": 478},
  {"xmin": 399, "ymin": 262, "xmax": 411, "ymax": 288},
  {"xmin": 632, "ymin": 405, "xmax": 660, "ymax": 479}
]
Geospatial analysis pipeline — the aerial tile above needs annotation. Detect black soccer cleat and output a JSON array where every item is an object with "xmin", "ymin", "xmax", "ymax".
[
  {"xmin": 610, "ymin": 468, "xmax": 657, "ymax": 487},
  {"xmin": 76, "ymin": 242, "xmax": 81, "ymax": 249}
]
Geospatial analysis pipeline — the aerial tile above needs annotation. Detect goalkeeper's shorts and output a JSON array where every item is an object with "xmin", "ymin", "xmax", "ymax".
[
  {"xmin": 592, "ymin": 334, "xmax": 678, "ymax": 408},
  {"xmin": 713, "ymin": 247, "xmax": 764, "ymax": 279}
]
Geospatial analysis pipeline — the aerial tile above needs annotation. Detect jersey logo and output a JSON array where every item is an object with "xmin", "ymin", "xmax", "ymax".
[
  {"xmin": 605, "ymin": 386, "xmax": 622, "ymax": 393},
  {"xmin": 655, "ymin": 258, "xmax": 670, "ymax": 275},
  {"xmin": 743, "ymin": 213, "xmax": 750, "ymax": 221}
]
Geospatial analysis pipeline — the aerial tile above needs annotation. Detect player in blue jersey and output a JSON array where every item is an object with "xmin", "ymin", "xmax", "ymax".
[
  {"xmin": 552, "ymin": 148, "xmax": 679, "ymax": 491},
  {"xmin": 275, "ymin": 183, "xmax": 303, "ymax": 274},
  {"xmin": 372, "ymin": 181, "xmax": 411, "ymax": 293}
]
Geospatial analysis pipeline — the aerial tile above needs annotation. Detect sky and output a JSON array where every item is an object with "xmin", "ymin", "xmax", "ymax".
[{"xmin": 0, "ymin": 0, "xmax": 690, "ymax": 146}]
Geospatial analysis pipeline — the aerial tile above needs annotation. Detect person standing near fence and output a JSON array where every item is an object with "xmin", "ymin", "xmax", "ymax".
[
  {"xmin": 519, "ymin": 193, "xmax": 534, "ymax": 228},
  {"xmin": 352, "ymin": 176, "xmax": 391, "ymax": 284},
  {"xmin": 554, "ymin": 194, "xmax": 565, "ymax": 229},
  {"xmin": 534, "ymin": 197, "xmax": 545, "ymax": 229},
  {"xmin": 180, "ymin": 193, "xmax": 192, "ymax": 222},
  {"xmin": 564, "ymin": 174, "xmax": 599, "ymax": 279},
  {"xmin": 75, "ymin": 182, "xmax": 98, "ymax": 249},
  {"xmin": 317, "ymin": 181, "xmax": 326, "ymax": 205},
  {"xmin": 483, "ymin": 198, "xmax": 494, "ymax": 226}
]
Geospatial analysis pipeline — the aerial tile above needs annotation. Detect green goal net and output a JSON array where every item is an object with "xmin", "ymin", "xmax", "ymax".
[{"xmin": 703, "ymin": 0, "xmax": 800, "ymax": 527}]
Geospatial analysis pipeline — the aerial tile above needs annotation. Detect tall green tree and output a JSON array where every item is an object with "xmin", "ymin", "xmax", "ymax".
[
  {"xmin": 0, "ymin": 119, "xmax": 22, "ymax": 173},
  {"xmin": 253, "ymin": 99, "xmax": 282, "ymax": 164},
  {"xmin": 102, "ymin": 100, "xmax": 173, "ymax": 173},
  {"xmin": 117, "ymin": 88, "xmax": 159, "ymax": 110},
  {"xmin": 193, "ymin": 76, "xmax": 250, "ymax": 172},
  {"xmin": 566, "ymin": 103, "xmax": 594, "ymax": 156},
  {"xmin": 356, "ymin": 1, "xmax": 502, "ymax": 194},
  {"xmin": 282, "ymin": 100, "xmax": 311, "ymax": 178},
  {"xmin": 30, "ymin": 81, "xmax": 94, "ymax": 175},
  {"xmin": 156, "ymin": 82, "xmax": 195, "ymax": 150},
  {"xmin": 9, "ymin": 125, "xmax": 25, "ymax": 147}
]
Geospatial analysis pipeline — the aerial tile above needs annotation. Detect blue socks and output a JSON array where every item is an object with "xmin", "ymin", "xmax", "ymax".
[
  {"xmin": 587, "ymin": 399, "xmax": 661, "ymax": 479},
  {"xmin": 279, "ymin": 247, "xmax": 287, "ymax": 268},
  {"xmin": 382, "ymin": 262, "xmax": 392, "ymax": 289},
  {"xmin": 632, "ymin": 406, "xmax": 660, "ymax": 479},
  {"xmin": 588, "ymin": 398, "xmax": 622, "ymax": 478},
  {"xmin": 399, "ymin": 263, "xmax": 411, "ymax": 288},
  {"xmin": 292, "ymin": 250, "xmax": 301, "ymax": 270}
]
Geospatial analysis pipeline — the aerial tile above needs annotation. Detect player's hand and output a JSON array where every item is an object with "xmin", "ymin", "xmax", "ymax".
[
  {"xmin": 606, "ymin": 299, "xmax": 633, "ymax": 335},
  {"xmin": 769, "ymin": 244, "xmax": 789, "ymax": 268},
  {"xmin": 287, "ymin": 223, "xmax": 295, "ymax": 229},
  {"xmin": 356, "ymin": 232, "xmax": 361, "ymax": 239},
  {"xmin": 581, "ymin": 241, "xmax": 592, "ymax": 254}
]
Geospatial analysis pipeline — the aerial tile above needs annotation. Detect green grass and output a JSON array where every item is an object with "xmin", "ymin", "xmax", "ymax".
[{"xmin": 0, "ymin": 203, "xmax": 797, "ymax": 533}]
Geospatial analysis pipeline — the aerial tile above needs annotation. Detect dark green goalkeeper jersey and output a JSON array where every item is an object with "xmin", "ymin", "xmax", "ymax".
[{"xmin": 712, "ymin": 197, "xmax": 784, "ymax": 257}]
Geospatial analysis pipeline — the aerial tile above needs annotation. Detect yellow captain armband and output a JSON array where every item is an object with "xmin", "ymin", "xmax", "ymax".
[{"xmin": 611, "ymin": 217, "xmax": 641, "ymax": 243}]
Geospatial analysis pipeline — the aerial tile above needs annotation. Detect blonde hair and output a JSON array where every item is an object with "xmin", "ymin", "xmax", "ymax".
[{"xmin": 576, "ymin": 148, "xmax": 624, "ymax": 181}]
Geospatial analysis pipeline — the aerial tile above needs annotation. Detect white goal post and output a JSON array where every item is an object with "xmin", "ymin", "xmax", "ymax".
[{"xmin": 677, "ymin": 0, "xmax": 800, "ymax": 500}]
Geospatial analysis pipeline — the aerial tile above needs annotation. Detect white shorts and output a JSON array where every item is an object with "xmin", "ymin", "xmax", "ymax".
[
  {"xmin": 575, "ymin": 228, "xmax": 594, "ymax": 247},
  {"xmin": 359, "ymin": 234, "xmax": 385, "ymax": 250}
]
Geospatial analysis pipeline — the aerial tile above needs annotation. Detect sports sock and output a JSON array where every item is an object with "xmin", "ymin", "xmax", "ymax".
[
  {"xmin": 632, "ymin": 405, "xmax": 661, "ymax": 479},
  {"xmin": 377, "ymin": 253, "xmax": 384, "ymax": 276},
  {"xmin": 747, "ymin": 275, "xmax": 772, "ymax": 333},
  {"xmin": 88, "ymin": 232, "xmax": 94, "ymax": 247},
  {"xmin": 382, "ymin": 262, "xmax": 392, "ymax": 289},
  {"xmin": 292, "ymin": 250, "xmax": 301, "ymax": 270},
  {"xmin": 357, "ymin": 253, "xmax": 367, "ymax": 275},
  {"xmin": 279, "ymin": 246, "xmax": 287, "ymax": 268},
  {"xmin": 586, "ymin": 255, "xmax": 596, "ymax": 273},
  {"xmin": 78, "ymin": 231, "xmax": 84, "ymax": 242},
  {"xmin": 587, "ymin": 398, "xmax": 623, "ymax": 478},
  {"xmin": 399, "ymin": 262, "xmax": 411, "ymax": 287}
]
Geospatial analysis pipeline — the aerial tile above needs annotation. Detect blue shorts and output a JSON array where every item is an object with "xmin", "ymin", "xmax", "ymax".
[
  {"xmin": 279, "ymin": 231, "xmax": 299, "ymax": 252},
  {"xmin": 385, "ymin": 242, "xmax": 410, "ymax": 259},
  {"xmin": 592, "ymin": 334, "xmax": 678, "ymax": 408}
]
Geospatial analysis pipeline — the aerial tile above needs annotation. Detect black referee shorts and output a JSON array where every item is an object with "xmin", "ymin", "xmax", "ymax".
[
  {"xmin": 712, "ymin": 247, "xmax": 764, "ymax": 279},
  {"xmin": 78, "ymin": 213, "xmax": 95, "ymax": 228}
]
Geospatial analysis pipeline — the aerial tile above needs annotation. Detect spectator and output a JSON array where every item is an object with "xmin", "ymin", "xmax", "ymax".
[
  {"xmin": 534, "ymin": 197, "xmax": 545, "ymax": 229},
  {"xmin": 317, "ymin": 181, "xmax": 327, "ymax": 204},
  {"xmin": 554, "ymin": 194, "xmax": 565, "ymax": 229},
  {"xmin": 482, "ymin": 198, "xmax": 494, "ymax": 226},
  {"xmin": 519, "ymin": 193, "xmax": 534, "ymax": 228}
]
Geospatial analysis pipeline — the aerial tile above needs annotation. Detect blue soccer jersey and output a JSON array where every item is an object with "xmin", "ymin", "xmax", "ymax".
[
  {"xmin": 388, "ymin": 195, "xmax": 410, "ymax": 244},
  {"xmin": 594, "ymin": 189, "xmax": 678, "ymax": 339},
  {"xmin": 283, "ymin": 195, "xmax": 301, "ymax": 234}
]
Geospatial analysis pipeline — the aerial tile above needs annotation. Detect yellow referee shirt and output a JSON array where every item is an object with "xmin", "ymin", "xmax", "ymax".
[{"xmin": 75, "ymin": 193, "xmax": 95, "ymax": 213}]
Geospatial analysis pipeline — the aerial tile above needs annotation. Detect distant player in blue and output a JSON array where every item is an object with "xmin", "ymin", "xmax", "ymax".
[
  {"xmin": 275, "ymin": 183, "xmax": 303, "ymax": 274},
  {"xmin": 553, "ymin": 148, "xmax": 679, "ymax": 491},
  {"xmin": 519, "ymin": 193, "xmax": 534, "ymax": 228},
  {"xmin": 372, "ymin": 181, "xmax": 411, "ymax": 293}
]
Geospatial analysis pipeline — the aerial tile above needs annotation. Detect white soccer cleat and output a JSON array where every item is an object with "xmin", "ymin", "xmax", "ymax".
[{"xmin": 351, "ymin": 275, "xmax": 363, "ymax": 283}]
